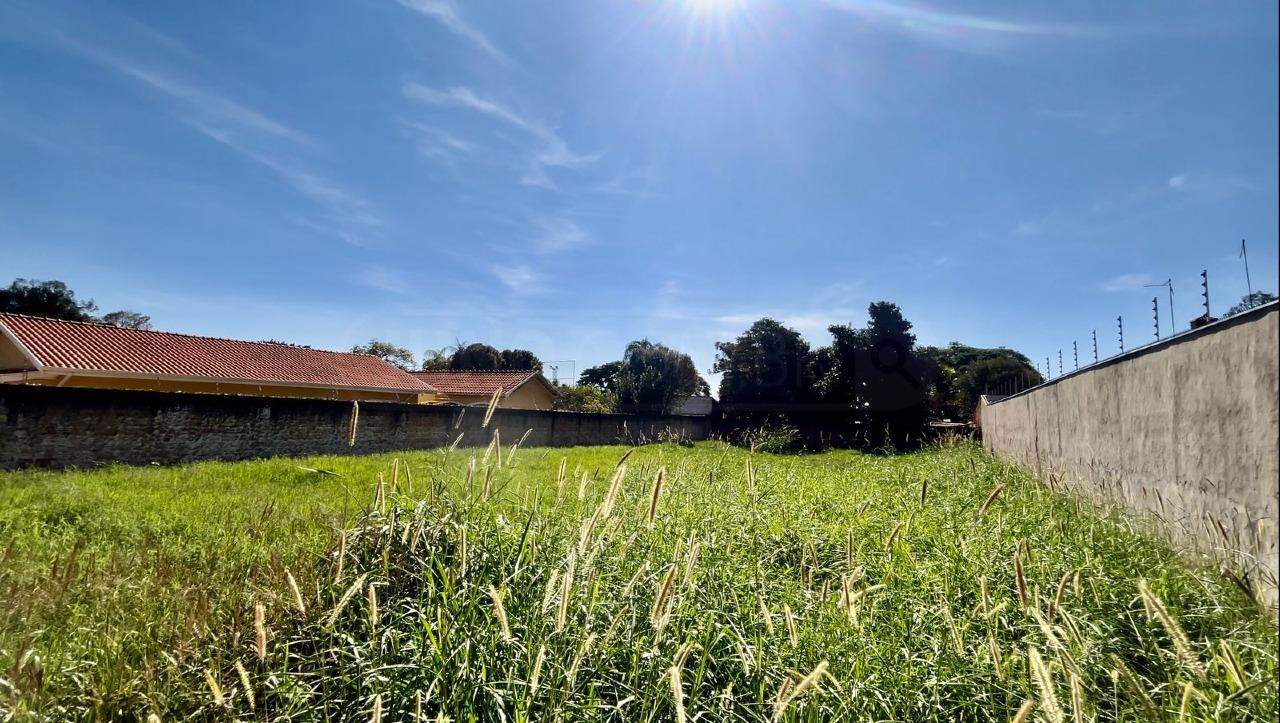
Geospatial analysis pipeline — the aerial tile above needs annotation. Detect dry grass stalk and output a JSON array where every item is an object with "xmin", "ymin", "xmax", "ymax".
[
  {"xmin": 414, "ymin": 690, "xmax": 423, "ymax": 722},
  {"xmin": 488, "ymin": 585, "xmax": 513, "ymax": 642},
  {"xmin": 1011, "ymin": 700, "xmax": 1034, "ymax": 723},
  {"xmin": 253, "ymin": 602, "xmax": 267, "ymax": 661},
  {"xmin": 347, "ymin": 400, "xmax": 359, "ymax": 447},
  {"xmin": 1111, "ymin": 654, "xmax": 1160, "ymax": 718},
  {"xmin": 759, "ymin": 594, "xmax": 775, "ymax": 635},
  {"xmin": 334, "ymin": 530, "xmax": 347, "ymax": 584},
  {"xmin": 482, "ymin": 465, "xmax": 493, "ymax": 502},
  {"xmin": 1218, "ymin": 640, "xmax": 1246, "ymax": 690},
  {"xmin": 1138, "ymin": 579, "xmax": 1203, "ymax": 677},
  {"xmin": 482, "ymin": 388, "xmax": 501, "ymax": 427},
  {"xmin": 327, "ymin": 572, "xmax": 369, "ymax": 627},
  {"xmin": 988, "ymin": 631, "xmax": 1005, "ymax": 680},
  {"xmin": 651, "ymin": 563, "xmax": 678, "ymax": 631},
  {"xmin": 370, "ymin": 692, "xmax": 382, "ymax": 723},
  {"xmin": 1069, "ymin": 672, "xmax": 1085, "ymax": 723},
  {"xmin": 567, "ymin": 632, "xmax": 596, "ymax": 685},
  {"xmin": 941, "ymin": 603, "xmax": 964, "ymax": 655},
  {"xmin": 1178, "ymin": 681, "xmax": 1196, "ymax": 720},
  {"xmin": 783, "ymin": 603, "xmax": 798, "ymax": 647},
  {"xmin": 205, "ymin": 669, "xmax": 225, "ymax": 707},
  {"xmin": 1013, "ymin": 545, "xmax": 1030, "ymax": 607},
  {"xmin": 1029, "ymin": 646, "xmax": 1064, "ymax": 723},
  {"xmin": 234, "ymin": 659, "xmax": 254, "ymax": 710},
  {"xmin": 669, "ymin": 664, "xmax": 688, "ymax": 723},
  {"xmin": 286, "ymin": 569, "xmax": 306, "ymax": 614},
  {"xmin": 367, "ymin": 582, "xmax": 379, "ymax": 630},
  {"xmin": 556, "ymin": 457, "xmax": 568, "ymax": 500},
  {"xmin": 646, "ymin": 467, "xmax": 667, "ymax": 527},
  {"xmin": 885, "ymin": 521, "xmax": 904, "ymax": 551},
  {"xmin": 746, "ymin": 458, "xmax": 756, "ymax": 494},
  {"xmin": 1050, "ymin": 570, "xmax": 1073, "ymax": 619},
  {"xmin": 530, "ymin": 645, "xmax": 547, "ymax": 693},
  {"xmin": 977, "ymin": 483, "xmax": 1006, "ymax": 517},
  {"xmin": 557, "ymin": 553, "xmax": 576, "ymax": 632},
  {"xmin": 577, "ymin": 470, "xmax": 590, "ymax": 500},
  {"xmin": 772, "ymin": 660, "xmax": 829, "ymax": 722},
  {"xmin": 919, "ymin": 479, "xmax": 929, "ymax": 508}
]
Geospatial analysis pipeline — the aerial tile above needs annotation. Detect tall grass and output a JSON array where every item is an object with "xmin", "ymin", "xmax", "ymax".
[{"xmin": 0, "ymin": 442, "xmax": 1275, "ymax": 720}]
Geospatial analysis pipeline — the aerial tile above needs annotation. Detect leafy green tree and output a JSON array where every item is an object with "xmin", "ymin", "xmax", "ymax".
[
  {"xmin": 616, "ymin": 340, "xmax": 708, "ymax": 413},
  {"xmin": 1225, "ymin": 291, "xmax": 1277, "ymax": 317},
  {"xmin": 1, "ymin": 278, "xmax": 98, "ymax": 321},
  {"xmin": 579, "ymin": 361, "xmax": 624, "ymax": 395},
  {"xmin": 917, "ymin": 343, "xmax": 1042, "ymax": 420},
  {"xmin": 420, "ymin": 347, "xmax": 452, "ymax": 371},
  {"xmin": 99, "ymin": 310, "xmax": 152, "ymax": 330},
  {"xmin": 351, "ymin": 340, "xmax": 415, "ymax": 370},
  {"xmin": 714, "ymin": 318, "xmax": 813, "ymax": 405},
  {"xmin": 552, "ymin": 383, "xmax": 618, "ymax": 413},
  {"xmin": 449, "ymin": 343, "xmax": 502, "ymax": 371},
  {"xmin": 499, "ymin": 349, "xmax": 542, "ymax": 371}
]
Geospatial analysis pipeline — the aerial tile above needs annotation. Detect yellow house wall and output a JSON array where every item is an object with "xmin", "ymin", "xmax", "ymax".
[
  {"xmin": 504, "ymin": 382, "xmax": 555, "ymax": 410},
  {"xmin": 437, "ymin": 381, "xmax": 556, "ymax": 410},
  {"xmin": 12, "ymin": 372, "xmax": 433, "ymax": 404},
  {"xmin": 0, "ymin": 334, "xmax": 32, "ymax": 371}
]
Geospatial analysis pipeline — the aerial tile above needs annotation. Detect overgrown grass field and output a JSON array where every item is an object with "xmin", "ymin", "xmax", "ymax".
[{"xmin": 0, "ymin": 441, "xmax": 1275, "ymax": 721}]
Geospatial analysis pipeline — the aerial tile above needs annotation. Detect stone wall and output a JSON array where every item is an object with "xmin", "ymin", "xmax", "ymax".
[
  {"xmin": 0, "ymin": 385, "xmax": 709, "ymax": 470},
  {"xmin": 980, "ymin": 303, "xmax": 1279, "ymax": 603}
]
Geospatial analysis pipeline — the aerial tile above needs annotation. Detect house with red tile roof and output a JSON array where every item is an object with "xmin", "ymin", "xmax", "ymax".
[
  {"xmin": 0, "ymin": 313, "xmax": 436, "ymax": 404},
  {"xmin": 411, "ymin": 369, "xmax": 557, "ymax": 410}
]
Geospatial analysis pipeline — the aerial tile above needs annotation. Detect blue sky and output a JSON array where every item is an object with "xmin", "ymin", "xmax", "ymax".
[{"xmin": 2, "ymin": 0, "xmax": 1276, "ymax": 387}]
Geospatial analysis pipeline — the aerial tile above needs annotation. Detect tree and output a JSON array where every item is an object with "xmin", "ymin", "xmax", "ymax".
[
  {"xmin": 917, "ymin": 343, "xmax": 1041, "ymax": 421},
  {"xmin": 1225, "ymin": 291, "xmax": 1277, "ymax": 317},
  {"xmin": 420, "ymin": 347, "xmax": 452, "ymax": 371},
  {"xmin": 351, "ymin": 340, "xmax": 415, "ymax": 370},
  {"xmin": 0, "ymin": 278, "xmax": 98, "ymax": 321},
  {"xmin": 499, "ymin": 348, "xmax": 542, "ymax": 371},
  {"xmin": 99, "ymin": 310, "xmax": 153, "ymax": 330},
  {"xmin": 714, "ymin": 318, "xmax": 812, "ymax": 405},
  {"xmin": 449, "ymin": 343, "xmax": 503, "ymax": 371},
  {"xmin": 552, "ymin": 383, "xmax": 618, "ymax": 413},
  {"xmin": 810, "ymin": 302, "xmax": 931, "ymax": 446},
  {"xmin": 615, "ymin": 339, "xmax": 708, "ymax": 413},
  {"xmin": 579, "ymin": 361, "xmax": 624, "ymax": 395}
]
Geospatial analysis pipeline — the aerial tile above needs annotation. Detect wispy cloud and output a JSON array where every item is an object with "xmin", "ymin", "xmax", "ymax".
[
  {"xmin": 1166, "ymin": 172, "xmax": 1254, "ymax": 199},
  {"xmin": 1101, "ymin": 273, "xmax": 1156, "ymax": 292},
  {"xmin": 187, "ymin": 122, "xmax": 383, "ymax": 245},
  {"xmin": 822, "ymin": 0, "xmax": 1106, "ymax": 53},
  {"xmin": 402, "ymin": 120, "xmax": 476, "ymax": 161},
  {"xmin": 64, "ymin": 39, "xmax": 314, "ymax": 147},
  {"xmin": 533, "ymin": 216, "xmax": 590, "ymax": 253},
  {"xmin": 395, "ymin": 0, "xmax": 506, "ymax": 63},
  {"xmin": 57, "ymin": 33, "xmax": 381, "ymax": 245},
  {"xmin": 355, "ymin": 265, "xmax": 412, "ymax": 294},
  {"xmin": 489, "ymin": 263, "xmax": 544, "ymax": 294},
  {"xmin": 403, "ymin": 83, "xmax": 599, "ymax": 190}
]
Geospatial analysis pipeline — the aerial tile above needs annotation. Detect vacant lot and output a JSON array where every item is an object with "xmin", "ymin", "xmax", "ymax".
[{"xmin": 0, "ymin": 441, "xmax": 1275, "ymax": 721}]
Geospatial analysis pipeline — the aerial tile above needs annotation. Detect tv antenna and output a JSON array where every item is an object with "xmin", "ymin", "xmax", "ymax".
[{"xmin": 543, "ymin": 359, "xmax": 576, "ymax": 385}]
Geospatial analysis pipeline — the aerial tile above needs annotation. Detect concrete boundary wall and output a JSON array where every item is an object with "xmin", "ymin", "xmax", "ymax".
[
  {"xmin": 981, "ymin": 303, "xmax": 1279, "ymax": 602},
  {"xmin": 0, "ymin": 385, "xmax": 709, "ymax": 470}
]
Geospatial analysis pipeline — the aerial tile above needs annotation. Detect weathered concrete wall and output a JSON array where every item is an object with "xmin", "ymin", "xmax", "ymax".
[
  {"xmin": 0, "ymin": 385, "xmax": 709, "ymax": 470},
  {"xmin": 981, "ymin": 303, "xmax": 1279, "ymax": 601}
]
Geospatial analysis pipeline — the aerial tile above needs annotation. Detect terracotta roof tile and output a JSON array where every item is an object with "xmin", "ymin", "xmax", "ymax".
[
  {"xmin": 0, "ymin": 313, "xmax": 433, "ymax": 393},
  {"xmin": 411, "ymin": 370, "xmax": 550, "ymax": 397}
]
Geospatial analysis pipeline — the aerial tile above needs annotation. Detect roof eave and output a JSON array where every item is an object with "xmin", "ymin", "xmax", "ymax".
[{"xmin": 37, "ymin": 366, "xmax": 434, "ymax": 396}]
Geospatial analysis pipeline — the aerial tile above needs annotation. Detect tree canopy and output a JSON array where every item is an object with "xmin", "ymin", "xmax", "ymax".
[
  {"xmin": 714, "ymin": 318, "xmax": 813, "ymax": 405},
  {"xmin": 445, "ymin": 343, "xmax": 542, "ymax": 371},
  {"xmin": 1225, "ymin": 291, "xmax": 1277, "ymax": 317},
  {"xmin": 616, "ymin": 339, "xmax": 708, "ymax": 413},
  {"xmin": 1, "ymin": 278, "xmax": 154, "ymax": 330},
  {"xmin": 351, "ymin": 340, "xmax": 415, "ymax": 370}
]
